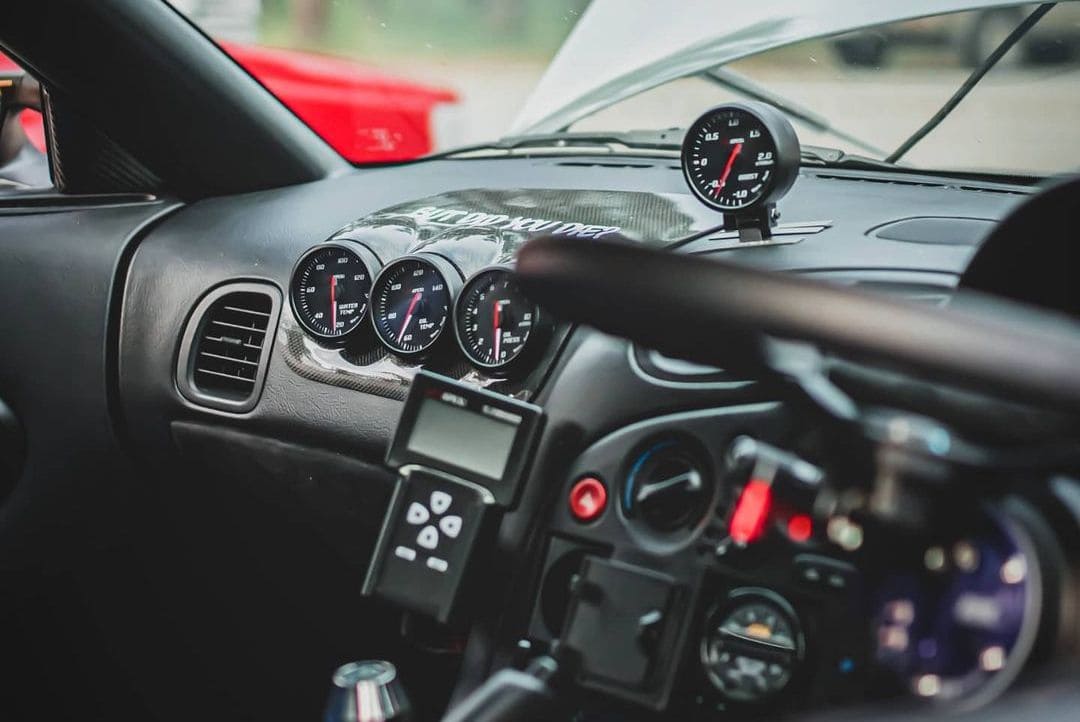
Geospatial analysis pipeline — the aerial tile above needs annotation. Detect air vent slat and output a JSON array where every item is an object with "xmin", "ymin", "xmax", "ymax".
[
  {"xmin": 210, "ymin": 319, "xmax": 266, "ymax": 333},
  {"xmin": 183, "ymin": 288, "xmax": 277, "ymax": 410},
  {"xmin": 196, "ymin": 368, "xmax": 256, "ymax": 382},
  {"xmin": 222, "ymin": 305, "xmax": 271, "ymax": 318},
  {"xmin": 199, "ymin": 351, "xmax": 260, "ymax": 367}
]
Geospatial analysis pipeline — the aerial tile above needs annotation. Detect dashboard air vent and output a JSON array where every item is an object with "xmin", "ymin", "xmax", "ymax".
[{"xmin": 177, "ymin": 283, "xmax": 281, "ymax": 412}]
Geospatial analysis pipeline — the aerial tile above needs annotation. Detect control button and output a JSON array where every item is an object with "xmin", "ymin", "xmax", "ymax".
[
  {"xmin": 417, "ymin": 525, "xmax": 439, "ymax": 550},
  {"xmin": 439, "ymin": 515, "xmax": 462, "ymax": 539},
  {"xmin": 431, "ymin": 491, "xmax": 453, "ymax": 515},
  {"xmin": 427, "ymin": 557, "xmax": 449, "ymax": 573},
  {"xmin": 406, "ymin": 502, "xmax": 430, "ymax": 525},
  {"xmin": 569, "ymin": 477, "xmax": 607, "ymax": 522},
  {"xmin": 394, "ymin": 546, "xmax": 417, "ymax": 562}
]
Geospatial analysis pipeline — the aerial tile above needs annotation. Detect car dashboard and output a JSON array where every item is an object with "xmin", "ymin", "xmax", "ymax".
[{"xmin": 108, "ymin": 150, "xmax": 1080, "ymax": 721}]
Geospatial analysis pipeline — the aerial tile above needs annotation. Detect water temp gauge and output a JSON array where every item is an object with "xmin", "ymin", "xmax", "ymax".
[{"xmin": 289, "ymin": 241, "xmax": 380, "ymax": 343}]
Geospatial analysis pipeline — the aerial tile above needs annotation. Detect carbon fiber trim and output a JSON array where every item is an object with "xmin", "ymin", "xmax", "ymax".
[
  {"xmin": 282, "ymin": 187, "xmax": 718, "ymax": 400},
  {"xmin": 279, "ymin": 314, "xmax": 528, "ymax": 402}
]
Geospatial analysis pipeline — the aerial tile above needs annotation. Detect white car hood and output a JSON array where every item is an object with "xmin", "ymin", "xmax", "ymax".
[{"xmin": 509, "ymin": 0, "xmax": 1046, "ymax": 135}]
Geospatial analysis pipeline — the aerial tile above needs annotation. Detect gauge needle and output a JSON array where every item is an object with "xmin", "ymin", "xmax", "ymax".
[
  {"xmin": 397, "ymin": 291, "xmax": 422, "ymax": 343},
  {"xmin": 493, "ymin": 300, "xmax": 502, "ymax": 361},
  {"xmin": 715, "ymin": 142, "xmax": 743, "ymax": 197},
  {"xmin": 330, "ymin": 274, "xmax": 338, "ymax": 331}
]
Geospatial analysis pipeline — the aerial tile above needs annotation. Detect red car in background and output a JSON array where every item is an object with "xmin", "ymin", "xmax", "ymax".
[{"xmin": 0, "ymin": 42, "xmax": 458, "ymax": 164}]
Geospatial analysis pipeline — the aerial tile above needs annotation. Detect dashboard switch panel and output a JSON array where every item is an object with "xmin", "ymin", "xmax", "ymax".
[{"xmin": 363, "ymin": 467, "xmax": 496, "ymax": 624}]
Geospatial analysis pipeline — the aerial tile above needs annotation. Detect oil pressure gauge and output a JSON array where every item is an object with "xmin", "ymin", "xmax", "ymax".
[{"xmin": 453, "ymin": 266, "xmax": 550, "ymax": 376}]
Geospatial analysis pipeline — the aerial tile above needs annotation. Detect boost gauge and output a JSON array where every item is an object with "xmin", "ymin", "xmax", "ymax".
[
  {"xmin": 289, "ymin": 241, "xmax": 381, "ymax": 343},
  {"xmin": 371, "ymin": 255, "xmax": 462, "ymax": 357},
  {"xmin": 454, "ymin": 267, "xmax": 549, "ymax": 375},
  {"xmin": 681, "ymin": 101, "xmax": 799, "ymax": 214}
]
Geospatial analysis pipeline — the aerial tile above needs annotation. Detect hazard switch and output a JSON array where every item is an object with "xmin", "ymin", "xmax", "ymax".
[{"xmin": 569, "ymin": 477, "xmax": 607, "ymax": 522}]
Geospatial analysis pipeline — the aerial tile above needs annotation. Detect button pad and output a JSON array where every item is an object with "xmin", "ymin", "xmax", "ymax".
[{"xmin": 363, "ymin": 469, "xmax": 496, "ymax": 623}]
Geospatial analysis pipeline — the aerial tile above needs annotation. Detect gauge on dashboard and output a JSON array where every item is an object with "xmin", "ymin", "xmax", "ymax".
[
  {"xmin": 453, "ymin": 266, "xmax": 549, "ymax": 376},
  {"xmin": 289, "ymin": 241, "xmax": 381, "ymax": 343},
  {"xmin": 871, "ymin": 507, "xmax": 1042, "ymax": 708},
  {"xmin": 370, "ymin": 254, "xmax": 462, "ymax": 357},
  {"xmin": 681, "ymin": 101, "xmax": 799, "ymax": 213}
]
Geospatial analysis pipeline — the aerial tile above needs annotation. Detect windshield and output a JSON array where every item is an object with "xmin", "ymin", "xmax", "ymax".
[{"xmin": 173, "ymin": 1, "xmax": 1079, "ymax": 176}]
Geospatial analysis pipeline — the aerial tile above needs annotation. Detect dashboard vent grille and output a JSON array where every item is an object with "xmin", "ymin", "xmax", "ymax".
[{"xmin": 178, "ymin": 284, "xmax": 281, "ymax": 412}]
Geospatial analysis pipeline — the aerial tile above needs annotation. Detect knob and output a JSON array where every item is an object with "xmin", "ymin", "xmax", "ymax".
[
  {"xmin": 325, "ymin": 661, "xmax": 411, "ymax": 722},
  {"xmin": 625, "ymin": 440, "xmax": 709, "ymax": 532}
]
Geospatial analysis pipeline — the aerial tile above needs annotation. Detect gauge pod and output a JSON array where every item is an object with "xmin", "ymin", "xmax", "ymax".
[
  {"xmin": 289, "ymin": 240, "xmax": 382, "ymax": 344},
  {"xmin": 681, "ymin": 101, "xmax": 800, "ymax": 214},
  {"xmin": 370, "ymin": 254, "xmax": 463, "ymax": 358},
  {"xmin": 453, "ymin": 266, "xmax": 551, "ymax": 377}
]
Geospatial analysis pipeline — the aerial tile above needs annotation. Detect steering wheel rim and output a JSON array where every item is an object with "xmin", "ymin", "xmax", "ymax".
[{"xmin": 515, "ymin": 234, "xmax": 1080, "ymax": 416}]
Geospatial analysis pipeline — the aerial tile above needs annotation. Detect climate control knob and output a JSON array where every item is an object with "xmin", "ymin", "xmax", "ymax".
[{"xmin": 624, "ymin": 440, "xmax": 710, "ymax": 532}]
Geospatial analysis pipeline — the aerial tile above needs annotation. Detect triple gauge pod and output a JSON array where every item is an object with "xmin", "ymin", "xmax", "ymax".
[{"xmin": 289, "ymin": 243, "xmax": 549, "ymax": 376}]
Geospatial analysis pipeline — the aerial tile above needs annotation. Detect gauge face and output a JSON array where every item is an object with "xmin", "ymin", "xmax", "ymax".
[
  {"xmin": 701, "ymin": 592, "xmax": 802, "ymax": 703},
  {"xmin": 290, "ymin": 244, "xmax": 375, "ymax": 341},
  {"xmin": 371, "ymin": 257, "xmax": 454, "ymax": 355},
  {"xmin": 871, "ymin": 511, "xmax": 1037, "ymax": 705},
  {"xmin": 454, "ymin": 269, "xmax": 538, "ymax": 371},
  {"xmin": 682, "ymin": 105, "xmax": 782, "ymax": 211}
]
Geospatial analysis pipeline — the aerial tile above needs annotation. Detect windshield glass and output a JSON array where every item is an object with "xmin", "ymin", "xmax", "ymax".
[{"xmin": 173, "ymin": 1, "xmax": 1079, "ymax": 176}]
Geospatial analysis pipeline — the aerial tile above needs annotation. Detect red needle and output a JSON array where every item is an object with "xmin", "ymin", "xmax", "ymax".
[
  {"xmin": 397, "ymin": 291, "xmax": 422, "ymax": 343},
  {"xmin": 330, "ymin": 274, "xmax": 338, "ymax": 331},
  {"xmin": 714, "ymin": 142, "xmax": 743, "ymax": 197},
  {"xmin": 493, "ymin": 300, "xmax": 502, "ymax": 361}
]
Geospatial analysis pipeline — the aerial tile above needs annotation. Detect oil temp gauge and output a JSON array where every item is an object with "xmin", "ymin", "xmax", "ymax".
[{"xmin": 370, "ymin": 254, "xmax": 462, "ymax": 357}]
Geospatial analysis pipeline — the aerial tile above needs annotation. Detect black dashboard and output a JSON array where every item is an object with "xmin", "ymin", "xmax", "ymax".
[
  {"xmin": 120, "ymin": 155, "xmax": 1027, "ymax": 455},
  {"xmin": 103, "ymin": 142, "xmax": 1080, "ymax": 721}
]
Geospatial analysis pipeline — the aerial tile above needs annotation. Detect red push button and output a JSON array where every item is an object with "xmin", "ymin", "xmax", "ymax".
[{"xmin": 569, "ymin": 476, "xmax": 607, "ymax": 522}]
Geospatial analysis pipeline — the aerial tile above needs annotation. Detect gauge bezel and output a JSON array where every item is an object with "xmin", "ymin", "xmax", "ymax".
[
  {"xmin": 453, "ymin": 264, "xmax": 551, "ymax": 377},
  {"xmin": 288, "ymin": 240, "xmax": 382, "ymax": 345},
  {"xmin": 369, "ymin": 253, "xmax": 463, "ymax": 358},
  {"xmin": 700, "ymin": 587, "xmax": 806, "ymax": 705},
  {"xmin": 680, "ymin": 100, "xmax": 800, "ymax": 213}
]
